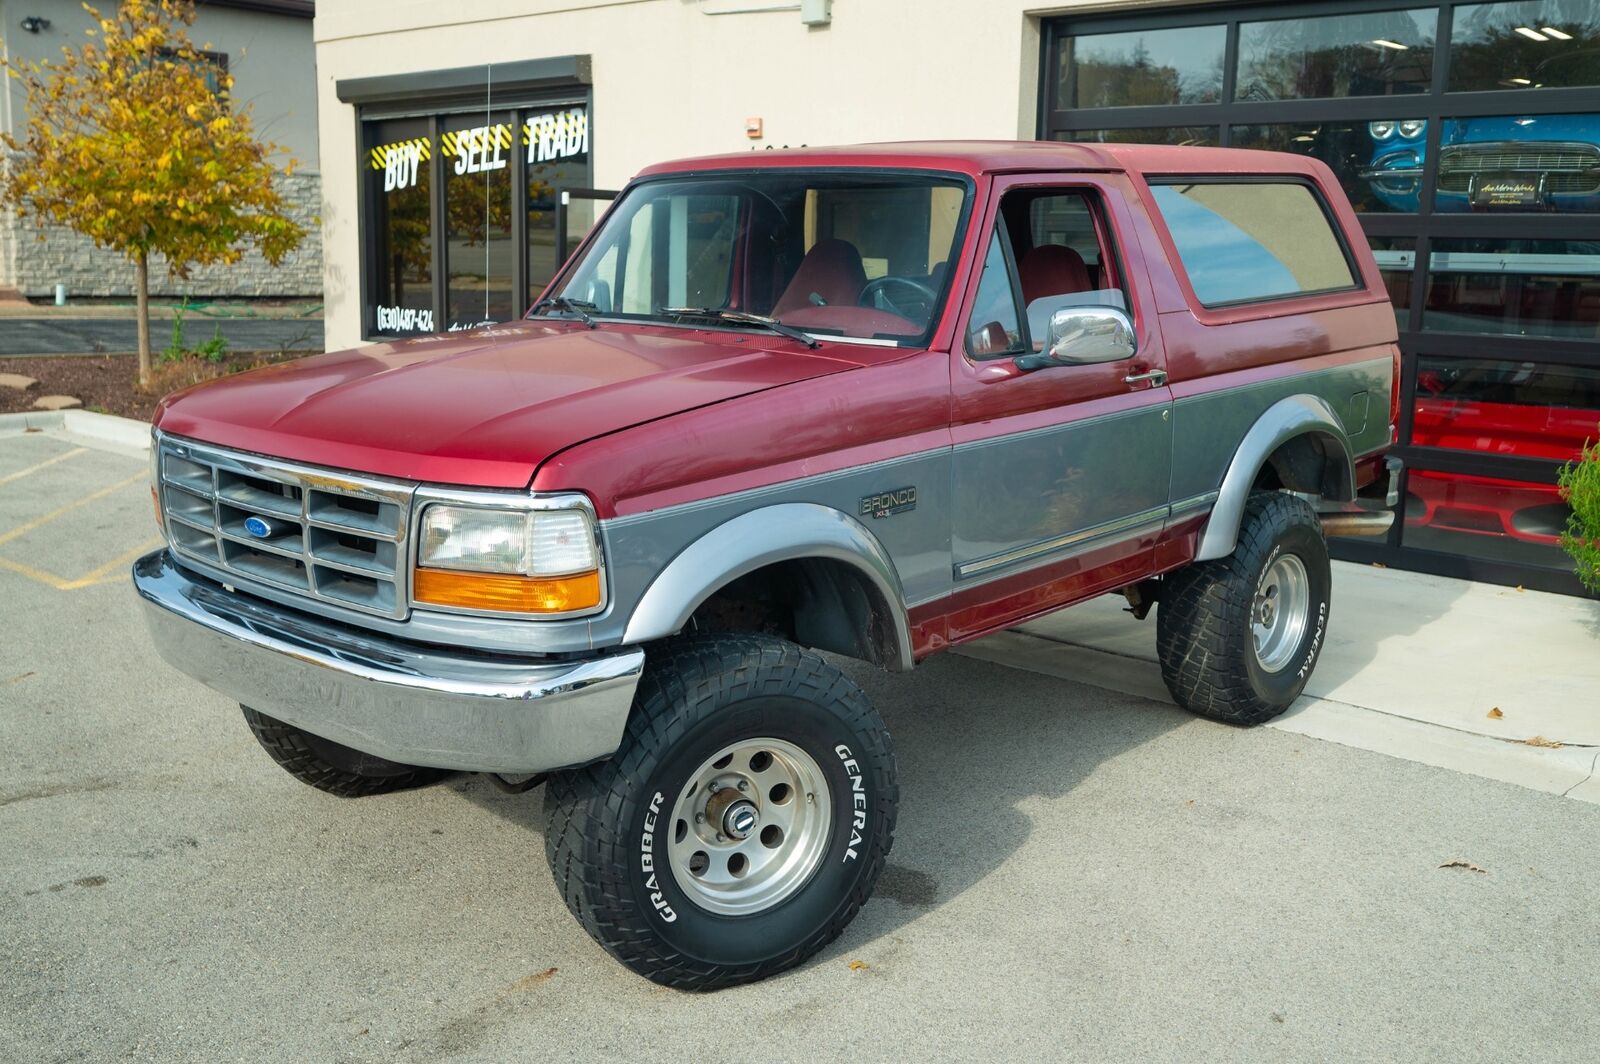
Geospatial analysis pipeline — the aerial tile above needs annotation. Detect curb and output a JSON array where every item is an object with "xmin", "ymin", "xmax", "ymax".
[{"xmin": 0, "ymin": 408, "xmax": 151, "ymax": 450}]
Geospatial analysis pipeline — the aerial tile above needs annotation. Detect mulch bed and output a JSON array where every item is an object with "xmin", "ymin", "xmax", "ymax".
[{"xmin": 0, "ymin": 352, "xmax": 303, "ymax": 421}]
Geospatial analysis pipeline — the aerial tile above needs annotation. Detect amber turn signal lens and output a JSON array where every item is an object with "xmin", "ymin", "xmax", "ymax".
[{"xmin": 413, "ymin": 567, "xmax": 601, "ymax": 613}]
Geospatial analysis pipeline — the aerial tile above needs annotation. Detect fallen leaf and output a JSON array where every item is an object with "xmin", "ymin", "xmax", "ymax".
[
  {"xmin": 848, "ymin": 959, "xmax": 869, "ymax": 971},
  {"xmin": 1439, "ymin": 860, "xmax": 1487, "ymax": 874},
  {"xmin": 510, "ymin": 967, "xmax": 559, "ymax": 992},
  {"xmin": 1487, "ymin": 707, "xmax": 1504, "ymax": 720},
  {"xmin": 1515, "ymin": 585, "xmax": 1525, "ymax": 592},
  {"xmin": 1522, "ymin": 735, "xmax": 1564, "ymax": 749},
  {"xmin": 1184, "ymin": 799, "xmax": 1195, "ymax": 807},
  {"xmin": 1371, "ymin": 562, "xmax": 1387, "ymax": 569}
]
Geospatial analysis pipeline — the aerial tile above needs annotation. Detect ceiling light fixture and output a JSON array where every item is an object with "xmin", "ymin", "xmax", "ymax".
[
  {"xmin": 1371, "ymin": 38, "xmax": 1409, "ymax": 50},
  {"xmin": 1540, "ymin": 26, "xmax": 1573, "ymax": 40},
  {"xmin": 1508, "ymin": 77, "xmax": 1533, "ymax": 84},
  {"xmin": 1514, "ymin": 26, "xmax": 1549, "ymax": 41}
]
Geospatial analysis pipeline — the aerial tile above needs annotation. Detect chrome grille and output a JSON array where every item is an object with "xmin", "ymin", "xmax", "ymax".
[
  {"xmin": 1438, "ymin": 141, "xmax": 1600, "ymax": 194},
  {"xmin": 157, "ymin": 437, "xmax": 415, "ymax": 618}
]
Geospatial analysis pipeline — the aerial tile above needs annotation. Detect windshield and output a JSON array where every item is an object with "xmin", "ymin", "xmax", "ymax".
[{"xmin": 545, "ymin": 171, "xmax": 970, "ymax": 345}]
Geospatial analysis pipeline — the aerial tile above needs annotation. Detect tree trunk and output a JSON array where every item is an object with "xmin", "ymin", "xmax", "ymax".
[{"xmin": 135, "ymin": 250, "xmax": 151, "ymax": 390}]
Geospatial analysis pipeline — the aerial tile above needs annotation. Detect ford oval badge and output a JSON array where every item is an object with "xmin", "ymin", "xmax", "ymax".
[{"xmin": 243, "ymin": 515, "xmax": 274, "ymax": 539}]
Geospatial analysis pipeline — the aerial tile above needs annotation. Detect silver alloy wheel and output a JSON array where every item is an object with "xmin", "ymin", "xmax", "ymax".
[
  {"xmin": 666, "ymin": 737, "xmax": 832, "ymax": 917},
  {"xmin": 1251, "ymin": 552, "xmax": 1311, "ymax": 673}
]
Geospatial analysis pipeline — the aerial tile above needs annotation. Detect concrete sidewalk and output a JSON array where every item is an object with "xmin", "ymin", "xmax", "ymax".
[{"xmin": 959, "ymin": 562, "xmax": 1600, "ymax": 803}]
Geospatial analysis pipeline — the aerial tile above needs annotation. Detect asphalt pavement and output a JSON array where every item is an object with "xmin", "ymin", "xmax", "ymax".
[
  {"xmin": 0, "ymin": 317, "xmax": 322, "ymax": 356},
  {"xmin": 3, "ymin": 429, "xmax": 1598, "ymax": 1063}
]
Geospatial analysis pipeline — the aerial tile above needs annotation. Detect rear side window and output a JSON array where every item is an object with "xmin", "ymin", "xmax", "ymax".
[{"xmin": 1150, "ymin": 181, "xmax": 1358, "ymax": 308}]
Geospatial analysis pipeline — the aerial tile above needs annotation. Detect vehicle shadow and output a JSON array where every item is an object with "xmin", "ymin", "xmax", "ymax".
[
  {"xmin": 1009, "ymin": 562, "xmax": 1472, "ymax": 721},
  {"xmin": 452, "ymin": 651, "xmax": 1187, "ymax": 966}
]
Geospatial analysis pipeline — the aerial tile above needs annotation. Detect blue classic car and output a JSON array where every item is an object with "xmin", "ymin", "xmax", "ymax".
[{"xmin": 1362, "ymin": 113, "xmax": 1600, "ymax": 211}]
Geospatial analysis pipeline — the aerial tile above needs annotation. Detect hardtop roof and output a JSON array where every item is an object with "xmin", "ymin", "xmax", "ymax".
[{"xmin": 635, "ymin": 140, "xmax": 1329, "ymax": 181}]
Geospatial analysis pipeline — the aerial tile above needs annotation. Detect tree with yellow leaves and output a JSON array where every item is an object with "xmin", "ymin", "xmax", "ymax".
[{"xmin": 0, "ymin": 0, "xmax": 305, "ymax": 387}]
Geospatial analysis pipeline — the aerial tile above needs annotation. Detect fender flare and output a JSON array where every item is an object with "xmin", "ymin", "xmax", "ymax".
[
  {"xmin": 621, "ymin": 502, "xmax": 915, "ymax": 671},
  {"xmin": 1194, "ymin": 394, "xmax": 1356, "ymax": 561}
]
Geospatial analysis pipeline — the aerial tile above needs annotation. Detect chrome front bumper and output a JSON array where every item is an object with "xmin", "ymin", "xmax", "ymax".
[{"xmin": 132, "ymin": 550, "xmax": 643, "ymax": 773}]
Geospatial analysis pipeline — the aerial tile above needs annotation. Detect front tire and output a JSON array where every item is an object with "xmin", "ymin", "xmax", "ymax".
[
  {"xmin": 1157, "ymin": 492, "xmax": 1331, "ymax": 726},
  {"xmin": 543, "ymin": 634, "xmax": 897, "ymax": 990},
  {"xmin": 241, "ymin": 706, "xmax": 450, "ymax": 797}
]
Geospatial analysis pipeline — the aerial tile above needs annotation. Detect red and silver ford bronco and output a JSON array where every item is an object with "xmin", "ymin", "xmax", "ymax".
[{"xmin": 136, "ymin": 142, "xmax": 1400, "ymax": 989}]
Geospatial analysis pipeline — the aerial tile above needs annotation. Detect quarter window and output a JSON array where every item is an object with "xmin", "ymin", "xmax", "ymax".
[
  {"xmin": 967, "ymin": 232, "xmax": 1023, "ymax": 358},
  {"xmin": 1150, "ymin": 181, "xmax": 1359, "ymax": 306}
]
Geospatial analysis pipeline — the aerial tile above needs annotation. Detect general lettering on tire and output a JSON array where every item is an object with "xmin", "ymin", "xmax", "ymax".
[{"xmin": 835, "ymin": 744, "xmax": 866, "ymax": 863}]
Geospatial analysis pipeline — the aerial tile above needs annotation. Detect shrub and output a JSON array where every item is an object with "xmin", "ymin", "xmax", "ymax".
[{"xmin": 1557, "ymin": 431, "xmax": 1600, "ymax": 594}]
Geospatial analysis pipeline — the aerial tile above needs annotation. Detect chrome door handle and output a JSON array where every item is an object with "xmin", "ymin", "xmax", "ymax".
[{"xmin": 1124, "ymin": 368, "xmax": 1168, "ymax": 387}]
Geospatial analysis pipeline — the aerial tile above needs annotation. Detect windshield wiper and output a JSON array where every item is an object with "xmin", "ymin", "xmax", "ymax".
[
  {"xmin": 660, "ymin": 307, "xmax": 819, "ymax": 349},
  {"xmin": 529, "ymin": 296, "xmax": 599, "ymax": 329}
]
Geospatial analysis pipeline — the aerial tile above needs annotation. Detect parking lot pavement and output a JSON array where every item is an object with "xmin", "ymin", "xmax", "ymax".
[
  {"xmin": 0, "ymin": 317, "xmax": 322, "ymax": 356},
  {"xmin": 4, "ymin": 431, "xmax": 1600, "ymax": 1064}
]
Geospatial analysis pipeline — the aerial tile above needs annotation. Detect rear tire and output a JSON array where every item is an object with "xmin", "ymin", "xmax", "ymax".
[
  {"xmin": 1157, "ymin": 492, "xmax": 1331, "ymax": 726},
  {"xmin": 241, "ymin": 706, "xmax": 450, "ymax": 797},
  {"xmin": 543, "ymin": 634, "xmax": 897, "ymax": 990}
]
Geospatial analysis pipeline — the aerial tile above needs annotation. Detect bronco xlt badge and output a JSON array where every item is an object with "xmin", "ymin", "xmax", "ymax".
[{"xmin": 860, "ymin": 486, "xmax": 916, "ymax": 519}]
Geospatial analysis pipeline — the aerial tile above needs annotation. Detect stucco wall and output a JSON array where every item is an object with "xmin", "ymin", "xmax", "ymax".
[{"xmin": 312, "ymin": 0, "xmax": 1192, "ymax": 349}]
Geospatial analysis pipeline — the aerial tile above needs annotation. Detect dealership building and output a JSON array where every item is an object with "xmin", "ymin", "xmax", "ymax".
[{"xmin": 312, "ymin": 0, "xmax": 1600, "ymax": 594}]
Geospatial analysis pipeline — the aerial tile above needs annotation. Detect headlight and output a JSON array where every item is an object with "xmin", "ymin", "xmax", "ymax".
[
  {"xmin": 414, "ymin": 501, "xmax": 602, "ymax": 615},
  {"xmin": 1397, "ymin": 119, "xmax": 1426, "ymax": 139},
  {"xmin": 1369, "ymin": 121, "xmax": 1397, "ymax": 141}
]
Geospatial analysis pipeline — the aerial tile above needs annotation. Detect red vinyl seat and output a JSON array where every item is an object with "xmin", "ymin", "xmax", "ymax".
[
  {"xmin": 1017, "ymin": 244, "xmax": 1091, "ymax": 305},
  {"xmin": 774, "ymin": 239, "xmax": 868, "ymax": 316}
]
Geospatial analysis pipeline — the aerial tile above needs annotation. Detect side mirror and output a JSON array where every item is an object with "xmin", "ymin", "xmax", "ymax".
[{"xmin": 1017, "ymin": 306, "xmax": 1135, "ymax": 372}]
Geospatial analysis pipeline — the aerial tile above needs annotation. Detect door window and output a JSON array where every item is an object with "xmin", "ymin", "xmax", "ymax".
[{"xmin": 967, "ymin": 188, "xmax": 1128, "ymax": 358}]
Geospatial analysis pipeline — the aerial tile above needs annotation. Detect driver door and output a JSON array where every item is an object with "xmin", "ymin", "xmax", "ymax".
[{"xmin": 946, "ymin": 174, "xmax": 1173, "ymax": 641}]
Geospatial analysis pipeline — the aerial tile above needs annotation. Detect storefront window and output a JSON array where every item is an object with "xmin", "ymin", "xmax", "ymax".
[
  {"xmin": 526, "ymin": 107, "xmax": 591, "ymax": 302},
  {"xmin": 361, "ymin": 100, "xmax": 592, "ymax": 338},
  {"xmin": 1424, "ymin": 238, "xmax": 1600, "ymax": 337},
  {"xmin": 1402, "ymin": 469, "xmax": 1572, "ymax": 567},
  {"xmin": 1449, "ymin": 1, "xmax": 1600, "ymax": 91},
  {"xmin": 1056, "ymin": 26, "xmax": 1225, "ymax": 108},
  {"xmin": 1413, "ymin": 355, "xmax": 1600, "ymax": 455},
  {"xmin": 368, "ymin": 117, "xmax": 434, "ymax": 336},
  {"xmin": 1430, "ymin": 114, "xmax": 1600, "ymax": 213},
  {"xmin": 1061, "ymin": 127, "xmax": 1218, "ymax": 146},
  {"xmin": 1235, "ymin": 9, "xmax": 1435, "ymax": 100},
  {"xmin": 442, "ymin": 111, "xmax": 515, "ymax": 330},
  {"xmin": 1232, "ymin": 120, "xmax": 1428, "ymax": 212}
]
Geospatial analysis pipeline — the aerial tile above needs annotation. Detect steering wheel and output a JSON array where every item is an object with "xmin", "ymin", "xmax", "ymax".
[{"xmin": 858, "ymin": 275, "xmax": 938, "ymax": 318}]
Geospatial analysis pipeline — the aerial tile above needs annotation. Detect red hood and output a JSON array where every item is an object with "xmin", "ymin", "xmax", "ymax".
[{"xmin": 155, "ymin": 322, "xmax": 864, "ymax": 488}]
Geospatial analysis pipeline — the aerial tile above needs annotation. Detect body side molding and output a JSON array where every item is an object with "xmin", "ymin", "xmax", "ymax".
[
  {"xmin": 621, "ymin": 502, "xmax": 915, "ymax": 671},
  {"xmin": 1195, "ymin": 394, "xmax": 1356, "ymax": 562}
]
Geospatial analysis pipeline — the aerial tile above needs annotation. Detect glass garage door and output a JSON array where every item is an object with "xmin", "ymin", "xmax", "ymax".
[{"xmin": 1043, "ymin": 0, "xmax": 1600, "ymax": 595}]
